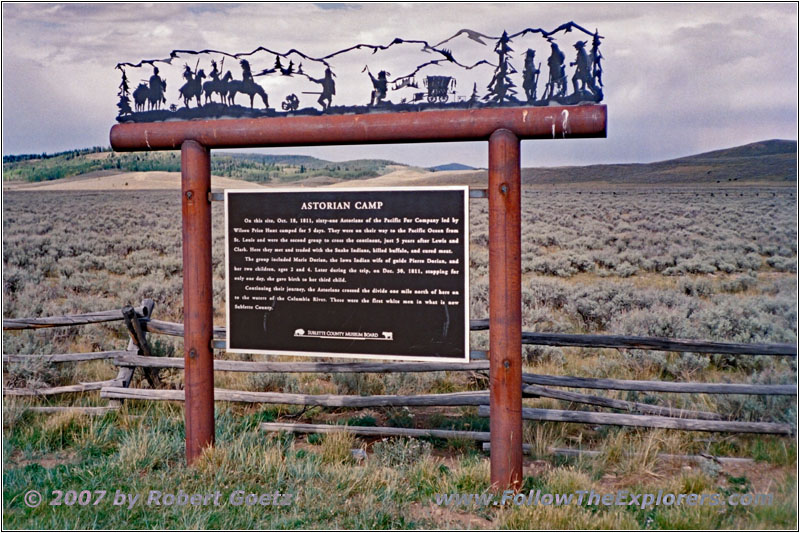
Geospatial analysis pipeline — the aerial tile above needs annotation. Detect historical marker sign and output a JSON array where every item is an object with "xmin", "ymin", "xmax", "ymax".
[
  {"xmin": 116, "ymin": 23, "xmax": 603, "ymax": 124},
  {"xmin": 225, "ymin": 187, "xmax": 469, "ymax": 361}
]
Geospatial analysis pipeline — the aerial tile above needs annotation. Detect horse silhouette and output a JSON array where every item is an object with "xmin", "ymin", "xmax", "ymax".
[
  {"xmin": 132, "ymin": 82, "xmax": 167, "ymax": 112},
  {"xmin": 179, "ymin": 69, "xmax": 206, "ymax": 108},
  {"xmin": 203, "ymin": 71, "xmax": 233, "ymax": 104},
  {"xmin": 227, "ymin": 75, "xmax": 269, "ymax": 109},
  {"xmin": 132, "ymin": 83, "xmax": 149, "ymax": 112}
]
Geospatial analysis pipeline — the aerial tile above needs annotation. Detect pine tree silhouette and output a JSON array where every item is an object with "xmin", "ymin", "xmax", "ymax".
[
  {"xmin": 470, "ymin": 82, "xmax": 479, "ymax": 102},
  {"xmin": 118, "ymin": 70, "xmax": 130, "ymax": 97},
  {"xmin": 117, "ymin": 70, "xmax": 132, "ymax": 115},
  {"xmin": 117, "ymin": 94, "xmax": 132, "ymax": 115},
  {"xmin": 484, "ymin": 31, "xmax": 518, "ymax": 104}
]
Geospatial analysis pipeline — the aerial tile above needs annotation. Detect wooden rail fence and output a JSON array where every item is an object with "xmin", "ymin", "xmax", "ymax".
[{"xmin": 3, "ymin": 301, "xmax": 796, "ymax": 436}]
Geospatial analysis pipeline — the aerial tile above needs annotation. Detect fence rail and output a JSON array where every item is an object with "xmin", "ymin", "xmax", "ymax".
[
  {"xmin": 4, "ymin": 380, "xmax": 118, "ymax": 397},
  {"xmin": 521, "ymin": 332, "xmax": 795, "ymax": 356},
  {"xmin": 100, "ymin": 387, "xmax": 489, "ymax": 407},
  {"xmin": 3, "ymin": 303, "xmax": 796, "ymax": 440},
  {"xmin": 522, "ymin": 384, "xmax": 724, "ymax": 420},
  {"xmin": 109, "ymin": 353, "xmax": 796, "ymax": 395},
  {"xmin": 3, "ymin": 350, "xmax": 134, "ymax": 364},
  {"xmin": 521, "ymin": 373, "xmax": 796, "ymax": 395},
  {"xmin": 477, "ymin": 406, "xmax": 794, "ymax": 435},
  {"xmin": 113, "ymin": 353, "xmax": 491, "ymax": 373},
  {"xmin": 6, "ymin": 310, "xmax": 795, "ymax": 357},
  {"xmin": 3, "ymin": 305, "xmax": 150, "ymax": 330}
]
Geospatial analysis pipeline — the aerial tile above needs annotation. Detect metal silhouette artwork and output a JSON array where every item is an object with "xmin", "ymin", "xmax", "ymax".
[
  {"xmin": 521, "ymin": 49, "xmax": 540, "ymax": 103},
  {"xmin": 485, "ymin": 31, "xmax": 517, "ymax": 104},
  {"xmin": 366, "ymin": 67, "xmax": 389, "ymax": 106},
  {"xmin": 543, "ymin": 41, "xmax": 567, "ymax": 101},
  {"xmin": 115, "ymin": 22, "xmax": 603, "ymax": 123}
]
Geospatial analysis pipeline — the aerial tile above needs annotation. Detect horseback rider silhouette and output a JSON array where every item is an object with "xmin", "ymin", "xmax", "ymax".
[
  {"xmin": 180, "ymin": 67, "xmax": 205, "ymax": 108},
  {"xmin": 241, "ymin": 59, "xmax": 254, "ymax": 83},
  {"xmin": 148, "ymin": 66, "xmax": 167, "ymax": 109},
  {"xmin": 209, "ymin": 60, "xmax": 221, "ymax": 82},
  {"xmin": 228, "ymin": 59, "xmax": 269, "ymax": 108},
  {"xmin": 203, "ymin": 60, "xmax": 229, "ymax": 104}
]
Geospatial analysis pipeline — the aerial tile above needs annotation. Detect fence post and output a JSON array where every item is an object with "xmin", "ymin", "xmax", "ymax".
[
  {"xmin": 181, "ymin": 140, "xmax": 215, "ymax": 464},
  {"xmin": 488, "ymin": 129, "xmax": 523, "ymax": 490},
  {"xmin": 121, "ymin": 304, "xmax": 160, "ymax": 388}
]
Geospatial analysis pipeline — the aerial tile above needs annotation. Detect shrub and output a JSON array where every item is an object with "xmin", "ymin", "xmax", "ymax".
[
  {"xmin": 372, "ymin": 437, "xmax": 432, "ymax": 468},
  {"xmin": 332, "ymin": 373, "xmax": 385, "ymax": 396},
  {"xmin": 247, "ymin": 372, "xmax": 300, "ymax": 393},
  {"xmin": 719, "ymin": 273, "xmax": 758, "ymax": 293},
  {"xmin": 678, "ymin": 278, "xmax": 714, "ymax": 297},
  {"xmin": 767, "ymin": 256, "xmax": 797, "ymax": 272}
]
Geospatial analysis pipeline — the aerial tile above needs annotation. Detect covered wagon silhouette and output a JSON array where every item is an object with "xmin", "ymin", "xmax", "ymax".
[{"xmin": 411, "ymin": 75, "xmax": 457, "ymax": 104}]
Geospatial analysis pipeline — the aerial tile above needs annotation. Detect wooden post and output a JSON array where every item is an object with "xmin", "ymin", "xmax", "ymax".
[
  {"xmin": 121, "ymin": 305, "xmax": 160, "ymax": 387},
  {"xmin": 488, "ymin": 129, "xmax": 523, "ymax": 490},
  {"xmin": 181, "ymin": 140, "xmax": 215, "ymax": 464},
  {"xmin": 108, "ymin": 107, "xmax": 608, "ymax": 468}
]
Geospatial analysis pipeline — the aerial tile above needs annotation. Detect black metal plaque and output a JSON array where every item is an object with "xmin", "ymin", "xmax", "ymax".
[
  {"xmin": 225, "ymin": 187, "xmax": 469, "ymax": 361},
  {"xmin": 116, "ymin": 22, "xmax": 603, "ymax": 123}
]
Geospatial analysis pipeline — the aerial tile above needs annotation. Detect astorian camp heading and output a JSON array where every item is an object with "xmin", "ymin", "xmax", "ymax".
[{"xmin": 300, "ymin": 201, "xmax": 384, "ymax": 210}]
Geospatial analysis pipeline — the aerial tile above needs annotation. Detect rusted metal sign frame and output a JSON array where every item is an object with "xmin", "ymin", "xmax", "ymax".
[{"xmin": 110, "ymin": 104, "xmax": 607, "ymax": 489}]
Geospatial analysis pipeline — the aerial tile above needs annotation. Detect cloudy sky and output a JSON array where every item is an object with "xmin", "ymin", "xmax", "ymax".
[{"xmin": 2, "ymin": 2, "xmax": 797, "ymax": 168}]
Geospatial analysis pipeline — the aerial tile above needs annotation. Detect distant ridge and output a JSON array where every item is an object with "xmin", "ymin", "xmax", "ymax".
[
  {"xmin": 428, "ymin": 163, "xmax": 477, "ymax": 172},
  {"xmin": 4, "ymin": 139, "xmax": 795, "ymax": 188},
  {"xmin": 335, "ymin": 140, "xmax": 796, "ymax": 188},
  {"xmin": 517, "ymin": 139, "xmax": 797, "ymax": 186},
  {"xmin": 664, "ymin": 139, "xmax": 797, "ymax": 162}
]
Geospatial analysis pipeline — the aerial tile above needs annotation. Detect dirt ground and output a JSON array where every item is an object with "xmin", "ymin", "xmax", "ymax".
[
  {"xmin": 331, "ymin": 167, "xmax": 485, "ymax": 188},
  {"xmin": 3, "ymin": 167, "xmax": 469, "ymax": 191},
  {"xmin": 5, "ymin": 170, "xmax": 267, "ymax": 191}
]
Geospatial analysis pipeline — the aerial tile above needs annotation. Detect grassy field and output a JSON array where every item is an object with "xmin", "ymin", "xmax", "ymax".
[{"xmin": 2, "ymin": 185, "xmax": 797, "ymax": 529}]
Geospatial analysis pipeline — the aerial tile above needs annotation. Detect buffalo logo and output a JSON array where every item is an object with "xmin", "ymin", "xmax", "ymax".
[{"xmin": 381, "ymin": 331, "xmax": 393, "ymax": 341}]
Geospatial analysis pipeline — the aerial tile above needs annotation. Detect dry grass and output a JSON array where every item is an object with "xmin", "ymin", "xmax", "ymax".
[
  {"xmin": 8, "ymin": 171, "xmax": 266, "ymax": 191},
  {"xmin": 499, "ymin": 504, "xmax": 641, "ymax": 529},
  {"xmin": 2, "ymin": 185, "xmax": 797, "ymax": 528},
  {"xmin": 320, "ymin": 430, "xmax": 357, "ymax": 465}
]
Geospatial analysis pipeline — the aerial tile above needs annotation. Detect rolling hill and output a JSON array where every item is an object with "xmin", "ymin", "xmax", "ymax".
[
  {"xmin": 516, "ymin": 139, "xmax": 797, "ymax": 187},
  {"xmin": 428, "ymin": 163, "xmax": 478, "ymax": 172},
  {"xmin": 2, "ymin": 149, "xmax": 401, "ymax": 185},
  {"xmin": 330, "ymin": 139, "xmax": 796, "ymax": 188},
  {"xmin": 3, "ymin": 139, "xmax": 795, "ymax": 190}
]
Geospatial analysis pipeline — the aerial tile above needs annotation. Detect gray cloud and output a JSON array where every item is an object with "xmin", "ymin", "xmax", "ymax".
[
  {"xmin": 314, "ymin": 3, "xmax": 361, "ymax": 11},
  {"xmin": 1, "ymin": 2, "xmax": 796, "ymax": 167}
]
